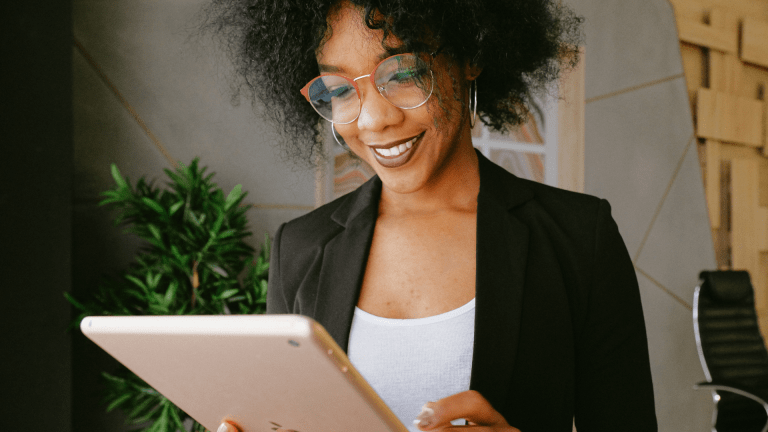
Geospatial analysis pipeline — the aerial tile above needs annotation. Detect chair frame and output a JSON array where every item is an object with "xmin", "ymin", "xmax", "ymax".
[{"xmin": 693, "ymin": 284, "xmax": 768, "ymax": 432}]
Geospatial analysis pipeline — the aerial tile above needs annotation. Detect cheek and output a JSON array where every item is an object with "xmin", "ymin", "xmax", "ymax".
[
  {"xmin": 333, "ymin": 123, "xmax": 358, "ymax": 145},
  {"xmin": 332, "ymin": 124, "xmax": 370, "ymax": 162},
  {"xmin": 427, "ymin": 72, "xmax": 466, "ymax": 130}
]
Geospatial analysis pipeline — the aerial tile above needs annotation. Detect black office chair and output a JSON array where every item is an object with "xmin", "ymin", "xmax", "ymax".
[{"xmin": 694, "ymin": 271, "xmax": 768, "ymax": 432}]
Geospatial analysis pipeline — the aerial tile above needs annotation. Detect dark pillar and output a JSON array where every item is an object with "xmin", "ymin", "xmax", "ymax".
[{"xmin": 0, "ymin": 1, "xmax": 73, "ymax": 431}]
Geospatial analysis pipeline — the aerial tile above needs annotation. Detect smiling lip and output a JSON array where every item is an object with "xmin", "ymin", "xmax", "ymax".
[{"xmin": 367, "ymin": 132, "xmax": 424, "ymax": 168}]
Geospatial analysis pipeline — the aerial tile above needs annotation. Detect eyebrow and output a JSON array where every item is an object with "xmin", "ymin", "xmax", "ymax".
[{"xmin": 317, "ymin": 46, "xmax": 410, "ymax": 74}]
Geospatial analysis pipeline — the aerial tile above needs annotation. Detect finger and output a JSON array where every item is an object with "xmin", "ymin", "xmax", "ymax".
[
  {"xmin": 217, "ymin": 420, "xmax": 297, "ymax": 432},
  {"xmin": 440, "ymin": 426, "xmax": 520, "ymax": 432},
  {"xmin": 441, "ymin": 427, "xmax": 491, "ymax": 432},
  {"xmin": 414, "ymin": 390, "xmax": 509, "ymax": 430},
  {"xmin": 216, "ymin": 421, "xmax": 242, "ymax": 432}
]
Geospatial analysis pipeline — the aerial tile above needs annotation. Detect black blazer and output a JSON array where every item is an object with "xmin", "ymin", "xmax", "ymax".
[{"xmin": 267, "ymin": 152, "xmax": 658, "ymax": 431}]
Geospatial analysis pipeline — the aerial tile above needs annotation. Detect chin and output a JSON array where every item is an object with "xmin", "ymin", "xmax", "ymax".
[{"xmin": 376, "ymin": 170, "xmax": 432, "ymax": 195}]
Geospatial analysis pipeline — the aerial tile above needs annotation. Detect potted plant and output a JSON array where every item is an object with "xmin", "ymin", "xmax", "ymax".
[{"xmin": 67, "ymin": 159, "xmax": 270, "ymax": 432}]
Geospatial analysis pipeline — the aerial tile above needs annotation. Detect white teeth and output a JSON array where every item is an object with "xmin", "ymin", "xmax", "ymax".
[{"xmin": 373, "ymin": 134, "xmax": 420, "ymax": 157}]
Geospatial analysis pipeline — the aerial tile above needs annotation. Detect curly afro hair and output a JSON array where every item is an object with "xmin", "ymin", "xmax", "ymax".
[{"xmin": 201, "ymin": 0, "xmax": 582, "ymax": 165}]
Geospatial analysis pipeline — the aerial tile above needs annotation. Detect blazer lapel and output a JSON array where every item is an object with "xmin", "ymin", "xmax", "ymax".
[
  {"xmin": 313, "ymin": 177, "xmax": 381, "ymax": 353},
  {"xmin": 310, "ymin": 151, "xmax": 534, "ymax": 406},
  {"xmin": 470, "ymin": 152, "xmax": 533, "ymax": 411}
]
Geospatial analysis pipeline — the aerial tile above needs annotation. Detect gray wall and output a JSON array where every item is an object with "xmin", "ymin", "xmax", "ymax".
[
  {"xmin": 570, "ymin": 0, "xmax": 716, "ymax": 430},
  {"xmin": 72, "ymin": 0, "xmax": 716, "ymax": 431},
  {"xmin": 71, "ymin": 0, "xmax": 315, "ymax": 429}
]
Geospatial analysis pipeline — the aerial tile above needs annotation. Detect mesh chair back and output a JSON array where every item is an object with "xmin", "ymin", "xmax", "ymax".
[
  {"xmin": 696, "ymin": 271, "xmax": 768, "ymax": 388},
  {"xmin": 695, "ymin": 271, "xmax": 768, "ymax": 431}
]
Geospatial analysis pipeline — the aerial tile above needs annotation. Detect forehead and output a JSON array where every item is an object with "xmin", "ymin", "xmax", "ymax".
[{"xmin": 317, "ymin": 3, "xmax": 399, "ymax": 74}]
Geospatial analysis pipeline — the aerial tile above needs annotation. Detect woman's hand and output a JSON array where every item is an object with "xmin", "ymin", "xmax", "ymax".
[
  {"xmin": 215, "ymin": 390, "xmax": 517, "ymax": 432},
  {"xmin": 413, "ymin": 390, "xmax": 521, "ymax": 432},
  {"xmin": 217, "ymin": 421, "xmax": 240, "ymax": 432}
]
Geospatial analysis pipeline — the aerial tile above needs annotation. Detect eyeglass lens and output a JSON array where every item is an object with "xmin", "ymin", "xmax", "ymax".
[{"xmin": 306, "ymin": 54, "xmax": 433, "ymax": 124}]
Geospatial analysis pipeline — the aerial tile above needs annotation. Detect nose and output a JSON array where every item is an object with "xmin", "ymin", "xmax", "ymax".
[{"xmin": 355, "ymin": 78, "xmax": 404, "ymax": 132}]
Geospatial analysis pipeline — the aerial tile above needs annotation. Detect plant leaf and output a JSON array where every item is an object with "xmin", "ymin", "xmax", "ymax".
[
  {"xmin": 63, "ymin": 292, "xmax": 87, "ymax": 311},
  {"xmin": 66, "ymin": 159, "xmax": 276, "ymax": 426},
  {"xmin": 224, "ymin": 184, "xmax": 243, "ymax": 211},
  {"xmin": 141, "ymin": 197, "xmax": 165, "ymax": 215},
  {"xmin": 163, "ymin": 281, "xmax": 177, "ymax": 305},
  {"xmin": 218, "ymin": 289, "xmax": 239, "ymax": 300},
  {"xmin": 110, "ymin": 163, "xmax": 128, "ymax": 189},
  {"xmin": 169, "ymin": 200, "xmax": 184, "ymax": 216},
  {"xmin": 125, "ymin": 275, "xmax": 149, "ymax": 293},
  {"xmin": 106, "ymin": 393, "xmax": 131, "ymax": 412},
  {"xmin": 208, "ymin": 264, "xmax": 228, "ymax": 277}
]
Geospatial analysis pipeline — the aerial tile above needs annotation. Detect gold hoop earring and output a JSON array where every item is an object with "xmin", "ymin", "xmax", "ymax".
[{"xmin": 469, "ymin": 80, "xmax": 478, "ymax": 128}]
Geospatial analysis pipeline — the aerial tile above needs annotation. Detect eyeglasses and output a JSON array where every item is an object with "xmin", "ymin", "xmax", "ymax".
[{"xmin": 300, "ymin": 53, "xmax": 434, "ymax": 125}]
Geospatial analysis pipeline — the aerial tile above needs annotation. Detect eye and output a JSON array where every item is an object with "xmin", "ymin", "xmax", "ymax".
[
  {"xmin": 324, "ymin": 84, "xmax": 355, "ymax": 102},
  {"xmin": 379, "ymin": 65, "xmax": 429, "ymax": 91},
  {"xmin": 390, "ymin": 67, "xmax": 425, "ymax": 84}
]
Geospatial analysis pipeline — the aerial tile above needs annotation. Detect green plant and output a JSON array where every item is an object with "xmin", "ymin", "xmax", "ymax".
[{"xmin": 67, "ymin": 159, "xmax": 269, "ymax": 432}]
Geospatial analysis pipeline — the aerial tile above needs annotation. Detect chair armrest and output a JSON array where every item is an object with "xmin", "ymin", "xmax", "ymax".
[{"xmin": 694, "ymin": 381, "xmax": 768, "ymax": 407}]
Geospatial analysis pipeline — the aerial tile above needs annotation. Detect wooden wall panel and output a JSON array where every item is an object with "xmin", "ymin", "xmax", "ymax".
[
  {"xmin": 731, "ymin": 158, "xmax": 759, "ymax": 277},
  {"xmin": 670, "ymin": 0, "xmax": 768, "ymax": 336},
  {"xmin": 757, "ymin": 206, "xmax": 768, "ymax": 252},
  {"xmin": 696, "ymin": 88, "xmax": 763, "ymax": 146},
  {"xmin": 558, "ymin": 47, "xmax": 586, "ymax": 194},
  {"xmin": 764, "ymin": 98, "xmax": 768, "ymax": 157},
  {"xmin": 677, "ymin": 16, "xmax": 737, "ymax": 53},
  {"xmin": 741, "ymin": 19, "xmax": 768, "ymax": 69},
  {"xmin": 705, "ymin": 140, "xmax": 721, "ymax": 228},
  {"xmin": 681, "ymin": 43, "xmax": 705, "ymax": 116},
  {"xmin": 671, "ymin": 0, "xmax": 768, "ymax": 22},
  {"xmin": 709, "ymin": 53, "xmax": 742, "ymax": 94},
  {"xmin": 759, "ymin": 256, "xmax": 768, "ymax": 340},
  {"xmin": 708, "ymin": 10, "xmax": 741, "ymax": 94},
  {"xmin": 719, "ymin": 142, "xmax": 762, "ymax": 160}
]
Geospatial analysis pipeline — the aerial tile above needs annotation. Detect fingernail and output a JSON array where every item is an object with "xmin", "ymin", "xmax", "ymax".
[
  {"xmin": 413, "ymin": 405, "xmax": 435, "ymax": 428},
  {"xmin": 217, "ymin": 423, "xmax": 231, "ymax": 432}
]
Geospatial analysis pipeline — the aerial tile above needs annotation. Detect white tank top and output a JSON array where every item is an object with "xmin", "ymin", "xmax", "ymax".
[{"xmin": 347, "ymin": 299, "xmax": 476, "ymax": 431}]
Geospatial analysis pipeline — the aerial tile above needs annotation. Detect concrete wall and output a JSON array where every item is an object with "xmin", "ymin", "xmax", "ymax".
[
  {"xmin": 72, "ymin": 0, "xmax": 716, "ymax": 430},
  {"xmin": 568, "ymin": 0, "xmax": 717, "ymax": 430}
]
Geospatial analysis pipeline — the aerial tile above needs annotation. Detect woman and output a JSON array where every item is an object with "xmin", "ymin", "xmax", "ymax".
[{"xmin": 207, "ymin": 0, "xmax": 657, "ymax": 431}]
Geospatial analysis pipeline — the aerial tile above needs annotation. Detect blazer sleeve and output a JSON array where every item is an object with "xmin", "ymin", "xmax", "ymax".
[
  {"xmin": 574, "ymin": 199, "xmax": 658, "ymax": 431},
  {"xmin": 266, "ymin": 222, "xmax": 290, "ymax": 314}
]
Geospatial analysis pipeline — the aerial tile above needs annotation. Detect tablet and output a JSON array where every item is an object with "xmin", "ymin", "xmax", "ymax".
[{"xmin": 81, "ymin": 314, "xmax": 408, "ymax": 432}]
